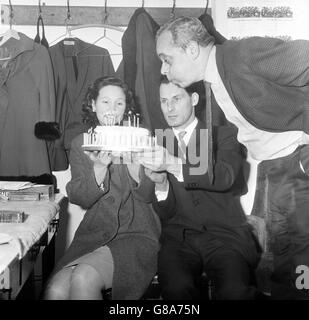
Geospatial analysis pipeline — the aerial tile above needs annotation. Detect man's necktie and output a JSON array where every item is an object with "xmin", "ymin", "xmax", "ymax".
[
  {"xmin": 204, "ymin": 81, "xmax": 214, "ymax": 184},
  {"xmin": 178, "ymin": 130, "xmax": 187, "ymax": 160}
]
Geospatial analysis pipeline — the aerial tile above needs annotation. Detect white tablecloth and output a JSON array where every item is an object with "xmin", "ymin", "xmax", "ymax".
[{"xmin": 0, "ymin": 194, "xmax": 62, "ymax": 273}]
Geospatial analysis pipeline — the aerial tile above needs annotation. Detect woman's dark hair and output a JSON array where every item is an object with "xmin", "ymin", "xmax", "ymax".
[{"xmin": 82, "ymin": 76, "xmax": 136, "ymax": 128}]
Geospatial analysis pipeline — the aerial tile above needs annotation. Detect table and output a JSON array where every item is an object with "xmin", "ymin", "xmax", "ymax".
[{"xmin": 0, "ymin": 193, "xmax": 64, "ymax": 299}]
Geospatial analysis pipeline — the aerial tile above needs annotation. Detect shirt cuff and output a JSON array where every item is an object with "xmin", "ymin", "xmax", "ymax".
[
  {"xmin": 155, "ymin": 182, "xmax": 170, "ymax": 201},
  {"xmin": 173, "ymin": 164, "xmax": 184, "ymax": 182}
]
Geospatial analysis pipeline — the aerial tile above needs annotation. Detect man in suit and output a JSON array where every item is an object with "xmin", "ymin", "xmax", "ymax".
[
  {"xmin": 139, "ymin": 77, "xmax": 260, "ymax": 300},
  {"xmin": 155, "ymin": 16, "xmax": 309, "ymax": 299}
]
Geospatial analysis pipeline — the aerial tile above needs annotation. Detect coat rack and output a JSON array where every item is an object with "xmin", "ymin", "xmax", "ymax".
[{"xmin": 1, "ymin": 4, "xmax": 211, "ymax": 27}]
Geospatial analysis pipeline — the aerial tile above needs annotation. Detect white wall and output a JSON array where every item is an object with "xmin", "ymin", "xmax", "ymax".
[{"xmin": 213, "ymin": 0, "xmax": 309, "ymax": 40}]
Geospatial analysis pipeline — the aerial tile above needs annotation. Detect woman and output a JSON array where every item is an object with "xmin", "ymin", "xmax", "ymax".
[{"xmin": 44, "ymin": 76, "xmax": 161, "ymax": 300}]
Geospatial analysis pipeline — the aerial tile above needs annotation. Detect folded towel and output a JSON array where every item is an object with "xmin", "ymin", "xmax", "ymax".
[{"xmin": 0, "ymin": 201, "xmax": 59, "ymax": 257}]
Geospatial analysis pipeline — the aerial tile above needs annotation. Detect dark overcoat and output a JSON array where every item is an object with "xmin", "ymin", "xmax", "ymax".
[
  {"xmin": 122, "ymin": 8, "xmax": 167, "ymax": 132},
  {"xmin": 0, "ymin": 33, "xmax": 55, "ymax": 176},
  {"xmin": 53, "ymin": 134, "xmax": 161, "ymax": 299}
]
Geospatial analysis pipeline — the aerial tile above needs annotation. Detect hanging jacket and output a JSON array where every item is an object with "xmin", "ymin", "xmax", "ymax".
[
  {"xmin": 122, "ymin": 8, "xmax": 167, "ymax": 132},
  {"xmin": 0, "ymin": 33, "xmax": 56, "ymax": 176},
  {"xmin": 49, "ymin": 39, "xmax": 115, "ymax": 170}
]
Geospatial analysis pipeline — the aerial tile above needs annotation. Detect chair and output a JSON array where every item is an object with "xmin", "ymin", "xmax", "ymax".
[{"xmin": 247, "ymin": 215, "xmax": 273, "ymax": 296}]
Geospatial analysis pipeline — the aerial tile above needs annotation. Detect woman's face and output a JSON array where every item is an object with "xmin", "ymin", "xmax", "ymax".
[{"xmin": 92, "ymin": 85, "xmax": 126, "ymax": 125}]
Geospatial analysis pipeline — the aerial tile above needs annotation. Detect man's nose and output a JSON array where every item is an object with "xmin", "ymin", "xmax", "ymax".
[
  {"xmin": 161, "ymin": 62, "xmax": 169, "ymax": 75},
  {"xmin": 167, "ymin": 101, "xmax": 174, "ymax": 112}
]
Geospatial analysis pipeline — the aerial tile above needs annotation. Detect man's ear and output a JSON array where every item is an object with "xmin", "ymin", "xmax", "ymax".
[
  {"xmin": 186, "ymin": 41, "xmax": 200, "ymax": 60},
  {"xmin": 191, "ymin": 92, "xmax": 199, "ymax": 107}
]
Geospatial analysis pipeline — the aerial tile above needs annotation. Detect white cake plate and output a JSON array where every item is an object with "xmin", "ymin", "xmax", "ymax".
[{"xmin": 82, "ymin": 145, "xmax": 153, "ymax": 152}]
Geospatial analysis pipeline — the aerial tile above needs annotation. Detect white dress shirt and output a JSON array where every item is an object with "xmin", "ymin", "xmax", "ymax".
[{"xmin": 155, "ymin": 118, "xmax": 198, "ymax": 201}]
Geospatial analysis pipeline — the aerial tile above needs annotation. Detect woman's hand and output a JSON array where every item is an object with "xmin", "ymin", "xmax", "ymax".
[
  {"xmin": 84, "ymin": 150, "xmax": 112, "ymax": 167},
  {"xmin": 84, "ymin": 150, "xmax": 112, "ymax": 187}
]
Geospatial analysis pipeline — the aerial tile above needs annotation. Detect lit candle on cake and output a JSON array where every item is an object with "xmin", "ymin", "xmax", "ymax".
[
  {"xmin": 128, "ymin": 111, "xmax": 132, "ymax": 127},
  {"xmin": 136, "ymin": 114, "xmax": 140, "ymax": 127}
]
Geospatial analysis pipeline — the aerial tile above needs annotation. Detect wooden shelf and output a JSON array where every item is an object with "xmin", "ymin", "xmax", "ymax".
[{"xmin": 1, "ymin": 5, "xmax": 211, "ymax": 27}]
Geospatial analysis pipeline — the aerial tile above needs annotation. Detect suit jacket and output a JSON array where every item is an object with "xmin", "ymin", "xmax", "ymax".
[
  {"xmin": 0, "ymin": 33, "xmax": 55, "ymax": 176},
  {"xmin": 216, "ymin": 37, "xmax": 309, "ymax": 134},
  {"xmin": 49, "ymin": 39, "xmax": 115, "ymax": 170},
  {"xmin": 122, "ymin": 8, "xmax": 167, "ymax": 132},
  {"xmin": 154, "ymin": 121, "xmax": 258, "ymax": 266},
  {"xmin": 53, "ymin": 134, "xmax": 161, "ymax": 299}
]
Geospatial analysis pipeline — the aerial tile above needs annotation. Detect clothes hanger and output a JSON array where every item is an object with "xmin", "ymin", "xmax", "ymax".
[
  {"xmin": 49, "ymin": 22, "xmax": 124, "ymax": 48},
  {"xmin": 62, "ymin": 0, "xmax": 79, "ymax": 44},
  {"xmin": 73, "ymin": 24, "xmax": 123, "ymax": 57},
  {"xmin": 0, "ymin": 0, "xmax": 20, "ymax": 48},
  {"xmin": 34, "ymin": 1, "xmax": 49, "ymax": 48},
  {"xmin": 49, "ymin": 20, "xmax": 77, "ymax": 46},
  {"xmin": 170, "ymin": 0, "xmax": 176, "ymax": 19},
  {"xmin": 49, "ymin": 0, "xmax": 123, "ymax": 52},
  {"xmin": 74, "ymin": 25, "xmax": 123, "ymax": 55},
  {"xmin": 48, "ymin": 0, "xmax": 78, "ymax": 46},
  {"xmin": 69, "ymin": 24, "xmax": 124, "ymax": 35},
  {"xmin": 205, "ymin": 0, "xmax": 209, "ymax": 14},
  {"xmin": 74, "ymin": 1, "xmax": 123, "ymax": 57}
]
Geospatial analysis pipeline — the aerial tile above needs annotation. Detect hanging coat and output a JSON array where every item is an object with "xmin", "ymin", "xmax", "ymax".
[
  {"xmin": 49, "ymin": 39, "xmax": 115, "ymax": 170},
  {"xmin": 122, "ymin": 8, "xmax": 167, "ymax": 132},
  {"xmin": 0, "ymin": 33, "xmax": 55, "ymax": 176},
  {"xmin": 199, "ymin": 12, "xmax": 227, "ymax": 45}
]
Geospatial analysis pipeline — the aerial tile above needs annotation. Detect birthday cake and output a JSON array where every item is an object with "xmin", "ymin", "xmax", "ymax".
[{"xmin": 82, "ymin": 125, "xmax": 155, "ymax": 152}]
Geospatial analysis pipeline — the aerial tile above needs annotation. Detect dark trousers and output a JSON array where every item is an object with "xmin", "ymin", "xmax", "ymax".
[
  {"xmin": 158, "ymin": 230, "xmax": 258, "ymax": 300},
  {"xmin": 252, "ymin": 145, "xmax": 309, "ymax": 299}
]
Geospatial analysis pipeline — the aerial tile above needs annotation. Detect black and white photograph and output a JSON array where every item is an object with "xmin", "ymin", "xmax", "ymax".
[{"xmin": 0, "ymin": 0, "xmax": 309, "ymax": 313}]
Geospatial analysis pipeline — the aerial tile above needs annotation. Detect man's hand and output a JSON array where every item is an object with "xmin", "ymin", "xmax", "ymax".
[
  {"xmin": 144, "ymin": 168, "xmax": 169, "ymax": 192},
  {"xmin": 137, "ymin": 145, "xmax": 182, "ymax": 176}
]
